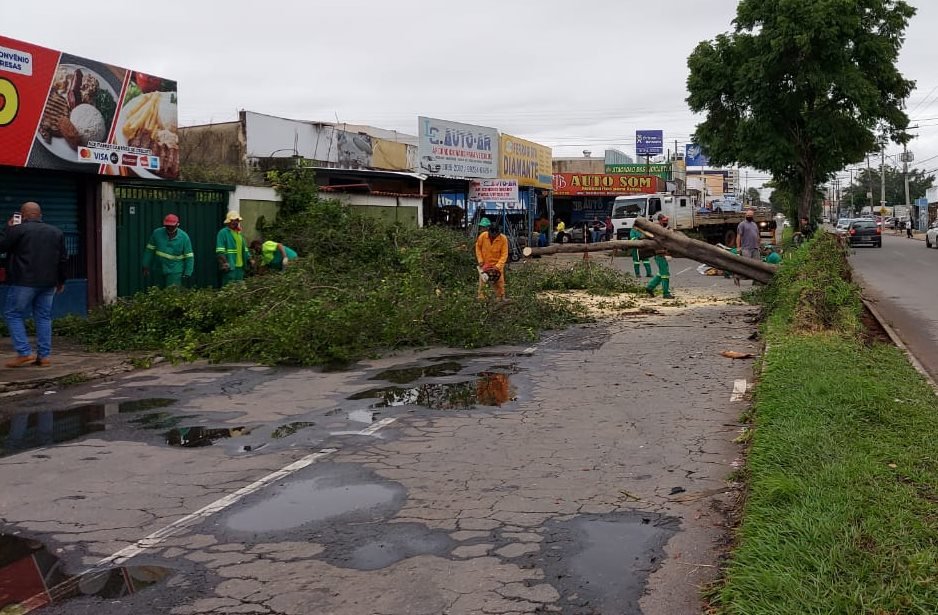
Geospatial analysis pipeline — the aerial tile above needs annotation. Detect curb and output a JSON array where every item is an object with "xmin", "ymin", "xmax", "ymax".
[{"xmin": 862, "ymin": 298, "xmax": 938, "ymax": 393}]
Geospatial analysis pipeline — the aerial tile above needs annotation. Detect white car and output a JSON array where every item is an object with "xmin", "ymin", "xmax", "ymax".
[
  {"xmin": 926, "ymin": 221, "xmax": 938, "ymax": 248},
  {"xmin": 835, "ymin": 219, "xmax": 854, "ymax": 235}
]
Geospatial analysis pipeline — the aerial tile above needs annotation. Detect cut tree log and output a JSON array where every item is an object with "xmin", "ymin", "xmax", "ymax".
[
  {"xmin": 522, "ymin": 240, "xmax": 657, "ymax": 257},
  {"xmin": 632, "ymin": 217, "xmax": 777, "ymax": 284},
  {"xmin": 523, "ymin": 218, "xmax": 778, "ymax": 284}
]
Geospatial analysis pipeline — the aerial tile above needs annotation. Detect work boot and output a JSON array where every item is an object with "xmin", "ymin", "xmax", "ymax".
[
  {"xmin": 36, "ymin": 357, "xmax": 53, "ymax": 367},
  {"xmin": 663, "ymin": 293, "xmax": 675, "ymax": 299},
  {"xmin": 645, "ymin": 287, "xmax": 655, "ymax": 298},
  {"xmin": 5, "ymin": 355, "xmax": 37, "ymax": 368}
]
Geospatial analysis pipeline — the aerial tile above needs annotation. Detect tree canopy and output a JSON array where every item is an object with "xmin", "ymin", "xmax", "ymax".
[
  {"xmin": 841, "ymin": 165, "xmax": 935, "ymax": 213},
  {"xmin": 686, "ymin": 0, "xmax": 916, "ymax": 222}
]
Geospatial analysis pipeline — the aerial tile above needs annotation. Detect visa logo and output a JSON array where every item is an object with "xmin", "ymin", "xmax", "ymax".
[{"xmin": 92, "ymin": 152, "xmax": 110, "ymax": 162}]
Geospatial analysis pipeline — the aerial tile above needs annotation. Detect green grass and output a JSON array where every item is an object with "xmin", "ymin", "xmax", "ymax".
[{"xmin": 713, "ymin": 234, "xmax": 938, "ymax": 614}]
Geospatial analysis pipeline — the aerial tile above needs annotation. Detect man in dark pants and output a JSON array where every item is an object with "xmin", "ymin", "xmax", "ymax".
[{"xmin": 0, "ymin": 202, "xmax": 68, "ymax": 368}]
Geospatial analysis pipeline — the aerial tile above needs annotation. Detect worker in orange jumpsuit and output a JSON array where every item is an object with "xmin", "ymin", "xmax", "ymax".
[{"xmin": 474, "ymin": 217, "xmax": 509, "ymax": 300}]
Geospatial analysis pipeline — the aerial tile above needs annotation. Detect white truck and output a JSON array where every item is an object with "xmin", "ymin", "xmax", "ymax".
[{"xmin": 611, "ymin": 192, "xmax": 776, "ymax": 245}]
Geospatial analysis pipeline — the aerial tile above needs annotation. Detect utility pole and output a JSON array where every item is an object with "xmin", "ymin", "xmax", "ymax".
[
  {"xmin": 880, "ymin": 146, "xmax": 886, "ymax": 217},
  {"xmin": 901, "ymin": 144, "xmax": 913, "ymax": 230},
  {"xmin": 866, "ymin": 154, "xmax": 874, "ymax": 212}
]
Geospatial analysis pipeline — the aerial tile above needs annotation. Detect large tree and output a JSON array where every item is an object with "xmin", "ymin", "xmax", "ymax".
[{"xmin": 686, "ymin": 0, "xmax": 916, "ymax": 223}]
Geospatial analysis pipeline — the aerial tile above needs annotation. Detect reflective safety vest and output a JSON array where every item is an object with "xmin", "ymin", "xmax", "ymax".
[
  {"xmin": 260, "ymin": 240, "xmax": 298, "ymax": 269},
  {"xmin": 142, "ymin": 228, "xmax": 194, "ymax": 276},
  {"xmin": 216, "ymin": 227, "xmax": 250, "ymax": 270}
]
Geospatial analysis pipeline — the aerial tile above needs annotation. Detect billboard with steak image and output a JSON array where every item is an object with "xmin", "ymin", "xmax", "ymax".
[{"xmin": 0, "ymin": 35, "xmax": 178, "ymax": 179}]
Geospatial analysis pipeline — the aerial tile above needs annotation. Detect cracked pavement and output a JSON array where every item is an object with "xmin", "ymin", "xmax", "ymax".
[{"xmin": 0, "ymin": 259, "xmax": 759, "ymax": 614}]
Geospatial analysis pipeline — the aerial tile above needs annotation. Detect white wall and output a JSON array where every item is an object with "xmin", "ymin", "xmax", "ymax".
[
  {"xmin": 335, "ymin": 193, "xmax": 424, "ymax": 227},
  {"xmin": 244, "ymin": 111, "xmax": 337, "ymax": 163},
  {"xmin": 100, "ymin": 182, "xmax": 118, "ymax": 303},
  {"xmin": 927, "ymin": 186, "xmax": 938, "ymax": 204},
  {"xmin": 230, "ymin": 185, "xmax": 279, "ymax": 212}
]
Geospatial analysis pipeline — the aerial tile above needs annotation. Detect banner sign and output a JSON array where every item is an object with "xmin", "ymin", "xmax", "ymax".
[
  {"xmin": 418, "ymin": 116, "xmax": 498, "ymax": 179},
  {"xmin": 499, "ymin": 134, "xmax": 552, "ymax": 188},
  {"xmin": 469, "ymin": 179, "xmax": 519, "ymax": 203},
  {"xmin": 636, "ymin": 130, "xmax": 663, "ymax": 156},
  {"xmin": 0, "ymin": 35, "xmax": 179, "ymax": 179},
  {"xmin": 552, "ymin": 174, "xmax": 664, "ymax": 196},
  {"xmin": 685, "ymin": 143, "xmax": 710, "ymax": 167},
  {"xmin": 605, "ymin": 163, "xmax": 670, "ymax": 178}
]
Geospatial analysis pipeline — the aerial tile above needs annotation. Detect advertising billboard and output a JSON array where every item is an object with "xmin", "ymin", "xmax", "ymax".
[
  {"xmin": 605, "ymin": 163, "xmax": 671, "ymax": 179},
  {"xmin": 552, "ymin": 174, "xmax": 664, "ymax": 196},
  {"xmin": 0, "ymin": 36, "xmax": 179, "ymax": 179},
  {"xmin": 685, "ymin": 143, "xmax": 710, "ymax": 167},
  {"xmin": 635, "ymin": 130, "xmax": 663, "ymax": 156},
  {"xmin": 418, "ymin": 116, "xmax": 498, "ymax": 179},
  {"xmin": 469, "ymin": 179, "xmax": 519, "ymax": 204},
  {"xmin": 499, "ymin": 134, "xmax": 552, "ymax": 189}
]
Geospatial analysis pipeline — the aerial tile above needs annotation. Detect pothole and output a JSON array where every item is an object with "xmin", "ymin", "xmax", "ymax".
[
  {"xmin": 348, "ymin": 371, "xmax": 515, "ymax": 409},
  {"xmin": 370, "ymin": 361, "xmax": 464, "ymax": 384},
  {"xmin": 0, "ymin": 534, "xmax": 173, "ymax": 612},
  {"xmin": 166, "ymin": 426, "xmax": 249, "ymax": 447},
  {"xmin": 525, "ymin": 512, "xmax": 679, "ymax": 614},
  {"xmin": 223, "ymin": 466, "xmax": 405, "ymax": 534}
]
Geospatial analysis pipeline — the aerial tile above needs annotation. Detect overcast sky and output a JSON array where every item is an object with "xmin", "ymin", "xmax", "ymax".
[{"xmin": 6, "ymin": 0, "xmax": 938, "ymax": 190}]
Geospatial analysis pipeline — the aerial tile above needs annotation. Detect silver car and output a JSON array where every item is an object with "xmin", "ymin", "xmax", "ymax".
[{"xmin": 926, "ymin": 221, "xmax": 938, "ymax": 248}]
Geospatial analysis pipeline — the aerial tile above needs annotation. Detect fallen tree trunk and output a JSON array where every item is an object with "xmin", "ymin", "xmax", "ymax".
[
  {"xmin": 522, "ymin": 239, "xmax": 657, "ymax": 257},
  {"xmin": 632, "ymin": 217, "xmax": 777, "ymax": 284}
]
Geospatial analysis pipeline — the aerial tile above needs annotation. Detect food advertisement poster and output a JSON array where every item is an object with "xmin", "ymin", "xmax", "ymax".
[
  {"xmin": 0, "ymin": 35, "xmax": 178, "ymax": 179},
  {"xmin": 417, "ymin": 116, "xmax": 498, "ymax": 179},
  {"xmin": 552, "ymin": 173, "xmax": 664, "ymax": 196},
  {"xmin": 499, "ymin": 134, "xmax": 552, "ymax": 189},
  {"xmin": 468, "ymin": 179, "xmax": 519, "ymax": 204}
]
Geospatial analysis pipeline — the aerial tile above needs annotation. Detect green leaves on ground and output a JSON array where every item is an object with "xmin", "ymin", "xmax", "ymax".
[
  {"xmin": 713, "ymin": 234, "xmax": 938, "ymax": 613},
  {"xmin": 60, "ymin": 201, "xmax": 639, "ymax": 367}
]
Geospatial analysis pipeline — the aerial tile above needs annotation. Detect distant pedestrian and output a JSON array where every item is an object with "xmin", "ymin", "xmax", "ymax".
[
  {"xmin": 645, "ymin": 216, "xmax": 674, "ymax": 299},
  {"xmin": 736, "ymin": 209, "xmax": 761, "ymax": 259},
  {"xmin": 250, "ymin": 239, "xmax": 298, "ymax": 271},
  {"xmin": 216, "ymin": 211, "xmax": 253, "ymax": 286},
  {"xmin": 907, "ymin": 215, "xmax": 914, "ymax": 239},
  {"xmin": 604, "ymin": 216, "xmax": 614, "ymax": 242},
  {"xmin": 629, "ymin": 225, "xmax": 652, "ymax": 278},
  {"xmin": 142, "ymin": 214, "xmax": 194, "ymax": 288},
  {"xmin": 535, "ymin": 215, "xmax": 550, "ymax": 247},
  {"xmin": 590, "ymin": 217, "xmax": 603, "ymax": 244},
  {"xmin": 554, "ymin": 218, "xmax": 566, "ymax": 243},
  {"xmin": 0, "ymin": 202, "xmax": 68, "ymax": 368},
  {"xmin": 800, "ymin": 216, "xmax": 815, "ymax": 239}
]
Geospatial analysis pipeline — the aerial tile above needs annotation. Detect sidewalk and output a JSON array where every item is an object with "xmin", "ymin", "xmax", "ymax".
[{"xmin": 0, "ymin": 337, "xmax": 134, "ymax": 394}]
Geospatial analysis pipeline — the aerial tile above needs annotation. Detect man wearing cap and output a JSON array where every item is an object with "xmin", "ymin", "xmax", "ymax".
[
  {"xmin": 142, "ymin": 214, "xmax": 194, "ymax": 288},
  {"xmin": 475, "ymin": 217, "xmax": 508, "ymax": 301},
  {"xmin": 736, "ymin": 209, "xmax": 761, "ymax": 260},
  {"xmin": 216, "ymin": 211, "xmax": 252, "ymax": 286}
]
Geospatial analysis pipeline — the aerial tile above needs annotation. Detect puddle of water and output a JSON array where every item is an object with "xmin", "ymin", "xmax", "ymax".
[
  {"xmin": 1, "ymin": 407, "xmax": 105, "ymax": 458},
  {"xmin": 129, "ymin": 412, "xmax": 200, "ymax": 431},
  {"xmin": 0, "ymin": 534, "xmax": 172, "ymax": 612},
  {"xmin": 566, "ymin": 517, "xmax": 677, "ymax": 613},
  {"xmin": 270, "ymin": 422, "xmax": 316, "ymax": 439},
  {"xmin": 116, "ymin": 398, "xmax": 177, "ymax": 413},
  {"xmin": 371, "ymin": 361, "xmax": 463, "ymax": 384},
  {"xmin": 347, "ymin": 410, "xmax": 378, "ymax": 424},
  {"xmin": 166, "ymin": 426, "xmax": 248, "ymax": 447},
  {"xmin": 348, "ymin": 372, "xmax": 514, "ymax": 410},
  {"xmin": 226, "ymin": 478, "xmax": 399, "ymax": 532}
]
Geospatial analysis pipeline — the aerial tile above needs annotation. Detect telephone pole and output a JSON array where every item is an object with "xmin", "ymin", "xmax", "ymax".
[
  {"xmin": 902, "ymin": 144, "xmax": 913, "ymax": 229},
  {"xmin": 880, "ymin": 146, "xmax": 886, "ymax": 215},
  {"xmin": 866, "ymin": 155, "xmax": 874, "ymax": 211}
]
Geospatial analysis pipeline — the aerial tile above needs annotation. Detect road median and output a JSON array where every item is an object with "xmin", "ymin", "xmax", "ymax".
[{"xmin": 712, "ymin": 233, "xmax": 938, "ymax": 614}]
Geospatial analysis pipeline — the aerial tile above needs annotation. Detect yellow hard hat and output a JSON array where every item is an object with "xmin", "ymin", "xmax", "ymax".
[{"xmin": 224, "ymin": 211, "xmax": 243, "ymax": 223}]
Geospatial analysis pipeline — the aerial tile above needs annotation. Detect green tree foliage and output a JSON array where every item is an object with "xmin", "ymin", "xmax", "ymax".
[
  {"xmin": 266, "ymin": 167, "xmax": 319, "ymax": 216},
  {"xmin": 841, "ymin": 165, "xmax": 935, "ymax": 213},
  {"xmin": 686, "ymin": 0, "xmax": 916, "ymax": 224}
]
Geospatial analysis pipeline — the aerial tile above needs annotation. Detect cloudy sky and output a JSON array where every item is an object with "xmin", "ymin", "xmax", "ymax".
[{"xmin": 6, "ymin": 0, "xmax": 938, "ymax": 189}]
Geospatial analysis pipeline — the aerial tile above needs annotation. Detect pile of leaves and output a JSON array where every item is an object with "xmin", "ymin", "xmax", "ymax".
[{"xmin": 59, "ymin": 198, "xmax": 638, "ymax": 367}]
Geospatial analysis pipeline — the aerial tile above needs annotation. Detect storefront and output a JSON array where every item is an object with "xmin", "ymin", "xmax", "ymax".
[
  {"xmin": 551, "ymin": 173, "xmax": 666, "ymax": 229},
  {"xmin": 0, "ymin": 35, "xmax": 179, "ymax": 315}
]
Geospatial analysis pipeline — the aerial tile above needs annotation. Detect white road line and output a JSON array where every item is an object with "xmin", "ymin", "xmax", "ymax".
[
  {"xmin": 730, "ymin": 379, "xmax": 749, "ymax": 402},
  {"xmin": 90, "ymin": 448, "xmax": 337, "ymax": 569},
  {"xmin": 675, "ymin": 266, "xmax": 693, "ymax": 276},
  {"xmin": 358, "ymin": 417, "xmax": 397, "ymax": 435}
]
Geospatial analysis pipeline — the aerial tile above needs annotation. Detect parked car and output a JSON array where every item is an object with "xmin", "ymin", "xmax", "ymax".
[
  {"xmin": 835, "ymin": 218, "xmax": 854, "ymax": 235},
  {"xmin": 926, "ymin": 221, "xmax": 938, "ymax": 248},
  {"xmin": 847, "ymin": 219, "xmax": 882, "ymax": 248}
]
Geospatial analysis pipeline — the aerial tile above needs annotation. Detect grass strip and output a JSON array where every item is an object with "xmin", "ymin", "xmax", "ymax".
[{"xmin": 713, "ymin": 234, "xmax": 938, "ymax": 614}]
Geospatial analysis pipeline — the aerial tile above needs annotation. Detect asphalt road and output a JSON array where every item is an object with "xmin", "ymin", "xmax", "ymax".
[
  {"xmin": 0, "ymin": 264, "xmax": 758, "ymax": 615},
  {"xmin": 849, "ymin": 233, "xmax": 938, "ymax": 382}
]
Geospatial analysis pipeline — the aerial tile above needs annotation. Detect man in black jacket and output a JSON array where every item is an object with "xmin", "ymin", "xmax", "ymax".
[{"xmin": 1, "ymin": 202, "xmax": 68, "ymax": 368}]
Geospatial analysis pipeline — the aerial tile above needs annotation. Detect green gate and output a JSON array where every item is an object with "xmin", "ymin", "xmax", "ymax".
[{"xmin": 115, "ymin": 183, "xmax": 231, "ymax": 296}]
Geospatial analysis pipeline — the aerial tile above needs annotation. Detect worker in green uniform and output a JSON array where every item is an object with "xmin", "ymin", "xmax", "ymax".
[
  {"xmin": 142, "ymin": 214, "xmax": 194, "ymax": 288},
  {"xmin": 630, "ymin": 225, "xmax": 653, "ymax": 278},
  {"xmin": 216, "ymin": 211, "xmax": 253, "ymax": 285},
  {"xmin": 250, "ymin": 239, "xmax": 298, "ymax": 272},
  {"xmin": 645, "ymin": 216, "xmax": 674, "ymax": 299}
]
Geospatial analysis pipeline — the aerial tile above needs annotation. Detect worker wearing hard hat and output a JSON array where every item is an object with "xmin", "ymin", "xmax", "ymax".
[
  {"xmin": 475, "ymin": 217, "xmax": 509, "ymax": 301},
  {"xmin": 629, "ymin": 225, "xmax": 653, "ymax": 278},
  {"xmin": 645, "ymin": 216, "xmax": 674, "ymax": 299},
  {"xmin": 250, "ymin": 238, "xmax": 298, "ymax": 272},
  {"xmin": 142, "ymin": 213, "xmax": 194, "ymax": 288},
  {"xmin": 216, "ymin": 211, "xmax": 253, "ymax": 286}
]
